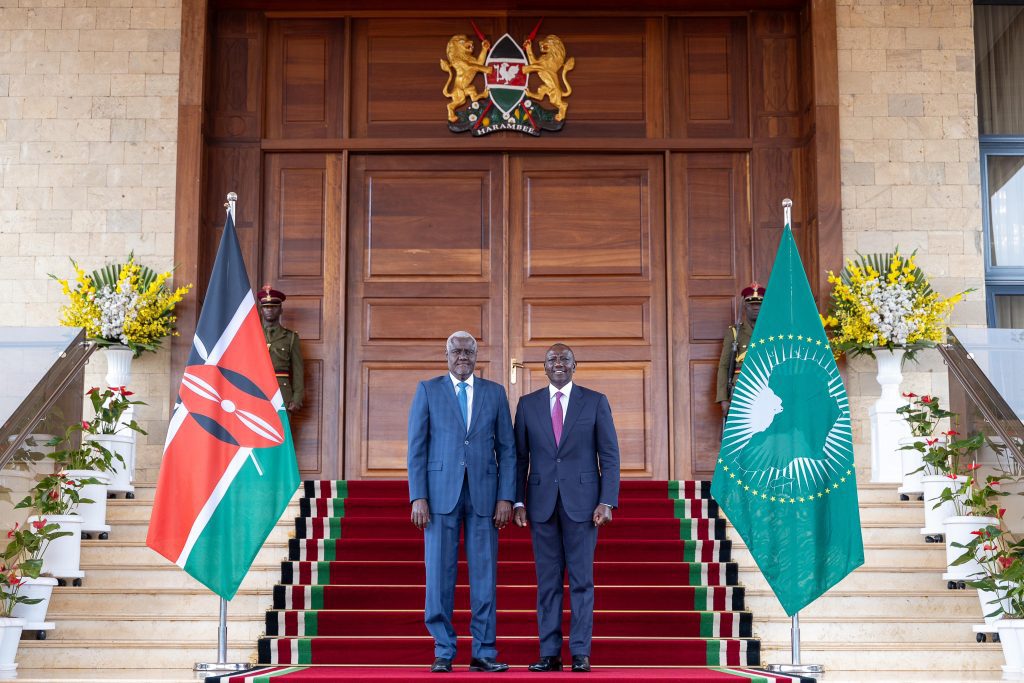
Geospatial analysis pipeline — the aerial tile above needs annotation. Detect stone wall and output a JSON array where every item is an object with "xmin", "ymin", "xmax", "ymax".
[
  {"xmin": 0, "ymin": 0, "xmax": 181, "ymax": 481},
  {"xmin": 835, "ymin": 0, "xmax": 985, "ymax": 475}
]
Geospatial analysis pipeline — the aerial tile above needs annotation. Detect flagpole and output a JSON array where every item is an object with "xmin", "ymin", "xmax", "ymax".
[
  {"xmin": 194, "ymin": 191, "xmax": 249, "ymax": 677},
  {"xmin": 764, "ymin": 197, "xmax": 825, "ymax": 680}
]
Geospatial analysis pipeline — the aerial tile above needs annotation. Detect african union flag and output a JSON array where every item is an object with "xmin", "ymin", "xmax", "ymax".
[
  {"xmin": 147, "ymin": 209, "xmax": 299, "ymax": 601},
  {"xmin": 711, "ymin": 220, "xmax": 864, "ymax": 616}
]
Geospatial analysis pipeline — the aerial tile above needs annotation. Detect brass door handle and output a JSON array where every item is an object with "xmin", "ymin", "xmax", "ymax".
[{"xmin": 510, "ymin": 358, "xmax": 525, "ymax": 385}]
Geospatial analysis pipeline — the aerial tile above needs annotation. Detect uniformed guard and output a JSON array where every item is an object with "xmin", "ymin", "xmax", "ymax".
[
  {"xmin": 259, "ymin": 284, "xmax": 304, "ymax": 413},
  {"xmin": 716, "ymin": 281, "xmax": 765, "ymax": 423}
]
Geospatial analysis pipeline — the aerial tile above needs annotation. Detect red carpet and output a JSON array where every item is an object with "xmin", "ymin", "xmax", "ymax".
[
  {"xmin": 208, "ymin": 666, "xmax": 813, "ymax": 681},
  {"xmin": 244, "ymin": 479, "xmax": 807, "ymax": 681}
]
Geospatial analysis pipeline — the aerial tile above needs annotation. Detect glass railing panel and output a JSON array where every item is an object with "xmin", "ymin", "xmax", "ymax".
[
  {"xmin": 941, "ymin": 327, "xmax": 1024, "ymax": 470},
  {"xmin": 0, "ymin": 328, "xmax": 93, "ymax": 535}
]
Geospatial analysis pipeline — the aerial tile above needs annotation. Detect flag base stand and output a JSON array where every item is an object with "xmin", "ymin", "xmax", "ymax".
[
  {"xmin": 194, "ymin": 662, "xmax": 248, "ymax": 673},
  {"xmin": 193, "ymin": 597, "xmax": 248, "ymax": 676},
  {"xmin": 765, "ymin": 663, "xmax": 824, "ymax": 677}
]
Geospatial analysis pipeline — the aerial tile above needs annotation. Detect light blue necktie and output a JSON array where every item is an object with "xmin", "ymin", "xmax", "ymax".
[{"xmin": 457, "ymin": 381, "xmax": 469, "ymax": 429}]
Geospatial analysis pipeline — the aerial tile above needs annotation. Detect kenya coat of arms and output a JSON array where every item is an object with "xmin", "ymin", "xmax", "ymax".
[{"xmin": 441, "ymin": 22, "xmax": 575, "ymax": 136}]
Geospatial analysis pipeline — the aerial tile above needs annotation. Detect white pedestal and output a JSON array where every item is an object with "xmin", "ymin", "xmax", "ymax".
[{"xmin": 869, "ymin": 348, "xmax": 912, "ymax": 483}]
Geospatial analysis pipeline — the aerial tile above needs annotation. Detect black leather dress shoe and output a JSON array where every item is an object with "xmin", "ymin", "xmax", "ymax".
[
  {"xmin": 571, "ymin": 655, "xmax": 591, "ymax": 672},
  {"xmin": 430, "ymin": 657, "xmax": 452, "ymax": 673},
  {"xmin": 528, "ymin": 656, "xmax": 563, "ymax": 672},
  {"xmin": 469, "ymin": 657, "xmax": 510, "ymax": 672}
]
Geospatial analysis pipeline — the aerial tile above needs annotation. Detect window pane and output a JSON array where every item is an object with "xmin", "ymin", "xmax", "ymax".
[
  {"xmin": 995, "ymin": 294, "xmax": 1024, "ymax": 328},
  {"xmin": 976, "ymin": 6, "xmax": 1024, "ymax": 135},
  {"xmin": 989, "ymin": 155, "xmax": 1024, "ymax": 266}
]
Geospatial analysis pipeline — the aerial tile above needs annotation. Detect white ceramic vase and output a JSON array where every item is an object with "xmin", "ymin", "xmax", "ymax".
[
  {"xmin": 66, "ymin": 468, "xmax": 111, "ymax": 536},
  {"xmin": 897, "ymin": 436, "xmax": 926, "ymax": 497},
  {"xmin": 101, "ymin": 345, "xmax": 134, "ymax": 388},
  {"xmin": 31, "ymin": 514, "xmax": 84, "ymax": 580},
  {"xmin": 0, "ymin": 617, "xmax": 25, "ymax": 676},
  {"xmin": 869, "ymin": 348, "xmax": 913, "ymax": 483},
  {"xmin": 997, "ymin": 619, "xmax": 1024, "ymax": 679},
  {"xmin": 943, "ymin": 515, "xmax": 999, "ymax": 583},
  {"xmin": 85, "ymin": 433, "xmax": 135, "ymax": 497},
  {"xmin": 979, "ymin": 583, "xmax": 1014, "ymax": 625},
  {"xmin": 11, "ymin": 576, "xmax": 58, "ymax": 629},
  {"xmin": 920, "ymin": 474, "xmax": 965, "ymax": 537}
]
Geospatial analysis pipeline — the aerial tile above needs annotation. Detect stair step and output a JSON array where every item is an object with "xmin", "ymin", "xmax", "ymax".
[
  {"xmin": 257, "ymin": 635, "xmax": 761, "ymax": 667},
  {"xmin": 273, "ymin": 584, "xmax": 745, "ymax": 612},
  {"xmin": 755, "ymin": 615, "xmax": 989, "ymax": 643},
  {"xmin": 731, "ymin": 543, "xmax": 946, "ymax": 569},
  {"xmin": 42, "ymin": 614, "xmax": 266, "ymax": 642},
  {"xmin": 738, "ymin": 565, "xmax": 953, "ymax": 592},
  {"xmin": 293, "ymin": 516, "xmax": 718, "ymax": 540},
  {"xmin": 265, "ymin": 609, "xmax": 753, "ymax": 638},
  {"xmin": 278, "ymin": 560, "xmax": 739, "ymax": 587},
  {"xmin": 47, "ymin": 587, "xmax": 271, "ymax": 615},
  {"xmin": 745, "ymin": 589, "xmax": 988, "ymax": 618},
  {"xmin": 15, "ymin": 640, "xmax": 256, "ymax": 670},
  {"xmin": 296, "ymin": 496, "xmax": 719, "ymax": 519},
  {"xmin": 759, "ymin": 641, "xmax": 1003, "ymax": 671},
  {"xmin": 75, "ymin": 564, "xmax": 280, "ymax": 590},
  {"xmin": 287, "ymin": 538, "xmax": 731, "ymax": 563}
]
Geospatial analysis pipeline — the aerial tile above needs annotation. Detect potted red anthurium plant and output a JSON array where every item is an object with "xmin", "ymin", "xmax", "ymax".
[
  {"xmin": 14, "ymin": 469, "xmax": 90, "ymax": 585},
  {"xmin": 63, "ymin": 386, "xmax": 146, "ymax": 537},
  {"xmin": 897, "ymin": 393, "xmax": 955, "ymax": 502},
  {"xmin": 0, "ymin": 517, "xmax": 70, "ymax": 673},
  {"xmin": 82, "ymin": 386, "xmax": 146, "ymax": 501},
  {"xmin": 950, "ymin": 453, "xmax": 1024, "ymax": 674},
  {"xmin": 2, "ymin": 518, "xmax": 70, "ymax": 640}
]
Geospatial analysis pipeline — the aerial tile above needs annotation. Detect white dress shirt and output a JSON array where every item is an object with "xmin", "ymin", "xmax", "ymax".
[
  {"xmin": 449, "ymin": 373, "xmax": 474, "ymax": 429},
  {"xmin": 549, "ymin": 382, "xmax": 573, "ymax": 422}
]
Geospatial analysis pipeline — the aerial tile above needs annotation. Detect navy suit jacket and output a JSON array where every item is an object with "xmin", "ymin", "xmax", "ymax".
[
  {"xmin": 407, "ymin": 375, "xmax": 516, "ymax": 517},
  {"xmin": 514, "ymin": 384, "xmax": 621, "ymax": 524}
]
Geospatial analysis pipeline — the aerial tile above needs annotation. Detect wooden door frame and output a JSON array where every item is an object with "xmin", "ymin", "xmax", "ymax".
[{"xmin": 172, "ymin": 0, "xmax": 842, "ymax": 479}]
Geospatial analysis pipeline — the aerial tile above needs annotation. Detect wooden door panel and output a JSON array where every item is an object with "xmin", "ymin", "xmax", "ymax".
[
  {"xmin": 263, "ymin": 152, "xmax": 342, "ymax": 479},
  {"xmin": 509, "ymin": 154, "xmax": 667, "ymax": 479},
  {"xmin": 669, "ymin": 152, "xmax": 752, "ymax": 479},
  {"xmin": 524, "ymin": 298, "xmax": 648, "ymax": 345},
  {"xmin": 346, "ymin": 155, "xmax": 505, "ymax": 479},
  {"xmin": 667, "ymin": 17, "xmax": 749, "ymax": 139},
  {"xmin": 506, "ymin": 16, "xmax": 662, "ymax": 137},
  {"xmin": 265, "ymin": 19, "xmax": 345, "ymax": 139},
  {"xmin": 365, "ymin": 299, "xmax": 489, "ymax": 345},
  {"xmin": 351, "ymin": 18, "xmax": 504, "ymax": 138}
]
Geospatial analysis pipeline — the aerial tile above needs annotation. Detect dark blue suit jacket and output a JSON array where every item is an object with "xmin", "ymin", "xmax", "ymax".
[
  {"xmin": 407, "ymin": 375, "xmax": 516, "ymax": 516},
  {"xmin": 514, "ymin": 384, "xmax": 621, "ymax": 524}
]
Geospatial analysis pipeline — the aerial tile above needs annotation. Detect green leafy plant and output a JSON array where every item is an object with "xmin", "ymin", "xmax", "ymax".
[
  {"xmin": 0, "ymin": 519, "xmax": 70, "ymax": 615},
  {"xmin": 14, "ymin": 471, "xmax": 93, "ymax": 517},
  {"xmin": 897, "ymin": 393, "xmax": 955, "ymax": 438},
  {"xmin": 42, "ymin": 387, "xmax": 147, "ymax": 473}
]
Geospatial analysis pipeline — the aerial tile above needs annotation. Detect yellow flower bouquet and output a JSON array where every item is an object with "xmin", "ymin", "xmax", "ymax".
[
  {"xmin": 822, "ymin": 250, "xmax": 971, "ymax": 361},
  {"xmin": 51, "ymin": 256, "xmax": 192, "ymax": 357}
]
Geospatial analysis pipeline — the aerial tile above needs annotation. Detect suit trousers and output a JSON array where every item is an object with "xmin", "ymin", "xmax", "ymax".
[
  {"xmin": 423, "ymin": 474, "xmax": 499, "ymax": 660},
  {"xmin": 530, "ymin": 493, "xmax": 598, "ymax": 657}
]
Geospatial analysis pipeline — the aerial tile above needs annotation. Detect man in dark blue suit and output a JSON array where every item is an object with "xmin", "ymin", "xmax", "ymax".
[
  {"xmin": 407, "ymin": 331, "xmax": 516, "ymax": 673},
  {"xmin": 513, "ymin": 343, "xmax": 621, "ymax": 673}
]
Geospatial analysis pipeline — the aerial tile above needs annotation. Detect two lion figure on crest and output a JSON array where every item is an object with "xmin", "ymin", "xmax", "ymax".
[{"xmin": 441, "ymin": 33, "xmax": 575, "ymax": 123}]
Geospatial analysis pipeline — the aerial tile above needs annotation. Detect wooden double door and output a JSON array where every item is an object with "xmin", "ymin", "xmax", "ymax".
[{"xmin": 344, "ymin": 153, "xmax": 669, "ymax": 481}]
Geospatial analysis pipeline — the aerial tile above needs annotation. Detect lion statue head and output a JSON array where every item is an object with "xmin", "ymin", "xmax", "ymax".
[
  {"xmin": 445, "ymin": 35, "xmax": 475, "ymax": 63},
  {"xmin": 537, "ymin": 35, "xmax": 567, "ymax": 65}
]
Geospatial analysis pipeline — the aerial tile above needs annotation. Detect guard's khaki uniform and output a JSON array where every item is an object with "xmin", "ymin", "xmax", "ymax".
[
  {"xmin": 716, "ymin": 320, "xmax": 754, "ymax": 403},
  {"xmin": 264, "ymin": 324, "xmax": 304, "ymax": 410}
]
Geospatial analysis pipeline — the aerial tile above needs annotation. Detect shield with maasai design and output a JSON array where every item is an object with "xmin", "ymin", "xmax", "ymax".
[{"xmin": 484, "ymin": 33, "xmax": 528, "ymax": 116}]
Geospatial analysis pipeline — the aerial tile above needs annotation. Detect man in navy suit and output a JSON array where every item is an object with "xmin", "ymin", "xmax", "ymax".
[
  {"xmin": 513, "ymin": 343, "xmax": 621, "ymax": 673},
  {"xmin": 407, "ymin": 331, "xmax": 516, "ymax": 673}
]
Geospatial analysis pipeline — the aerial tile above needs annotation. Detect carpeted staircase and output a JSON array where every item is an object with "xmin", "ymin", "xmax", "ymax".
[{"xmin": 240, "ymin": 479, "xmax": 810, "ymax": 680}]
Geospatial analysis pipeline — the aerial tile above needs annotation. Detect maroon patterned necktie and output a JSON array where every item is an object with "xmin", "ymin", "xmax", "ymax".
[{"xmin": 552, "ymin": 391, "xmax": 564, "ymax": 446}]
